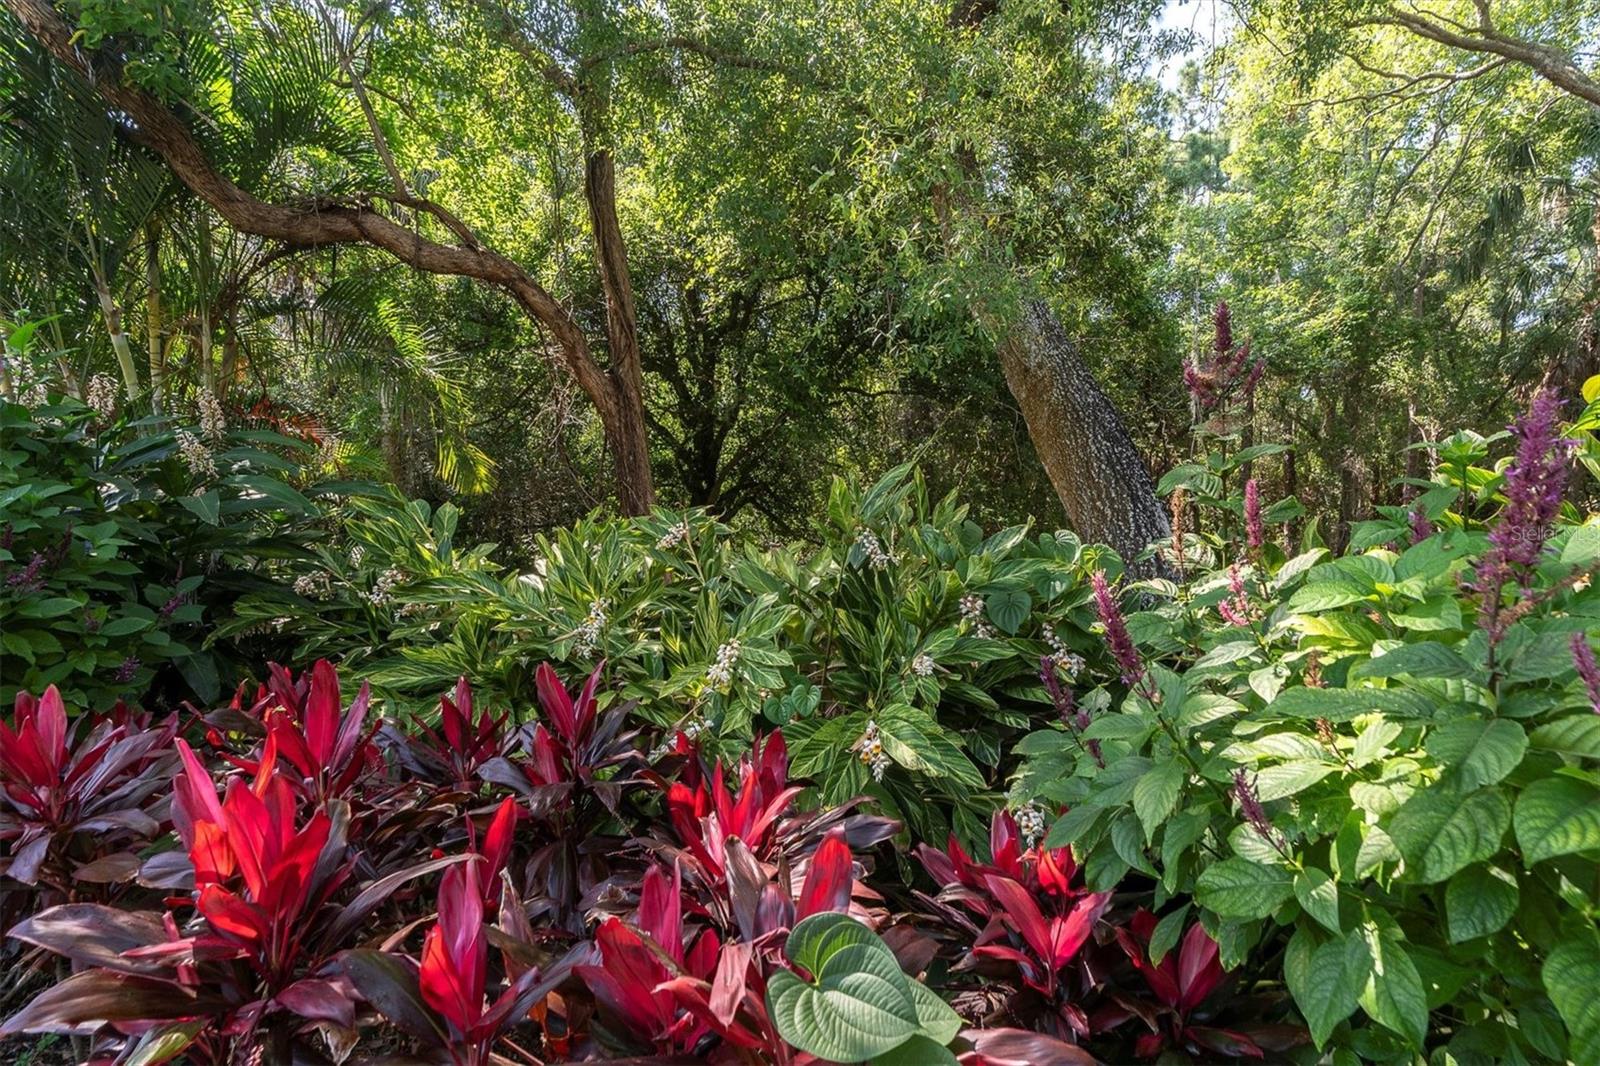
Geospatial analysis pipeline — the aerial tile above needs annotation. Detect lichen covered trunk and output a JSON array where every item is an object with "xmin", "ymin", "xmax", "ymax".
[{"xmin": 997, "ymin": 299, "xmax": 1170, "ymax": 572}]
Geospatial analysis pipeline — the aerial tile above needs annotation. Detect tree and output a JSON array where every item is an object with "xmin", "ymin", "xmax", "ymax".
[{"xmin": 3, "ymin": 0, "xmax": 658, "ymax": 512}]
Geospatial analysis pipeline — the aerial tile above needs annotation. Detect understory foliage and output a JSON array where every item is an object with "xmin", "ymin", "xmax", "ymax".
[{"xmin": 2, "ymin": 384, "xmax": 1600, "ymax": 1065}]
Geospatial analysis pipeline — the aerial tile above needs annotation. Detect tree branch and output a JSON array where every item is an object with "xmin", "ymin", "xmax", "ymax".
[{"xmin": 1365, "ymin": 4, "xmax": 1600, "ymax": 110}]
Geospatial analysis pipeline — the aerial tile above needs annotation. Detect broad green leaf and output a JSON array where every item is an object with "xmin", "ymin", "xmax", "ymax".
[
  {"xmin": 1514, "ymin": 777, "xmax": 1600, "ymax": 865},
  {"xmin": 1254, "ymin": 760, "xmax": 1337, "ymax": 801},
  {"xmin": 1195, "ymin": 858, "xmax": 1293, "ymax": 919},
  {"xmin": 1295, "ymin": 868, "xmax": 1341, "ymax": 933},
  {"xmin": 1286, "ymin": 582, "xmax": 1371, "ymax": 612},
  {"xmin": 768, "ymin": 914, "xmax": 921, "ymax": 1063},
  {"xmin": 1530, "ymin": 716, "xmax": 1600, "ymax": 759},
  {"xmin": 1132, "ymin": 762, "xmax": 1183, "ymax": 842},
  {"xmin": 1286, "ymin": 926, "xmax": 1370, "ymax": 1049},
  {"xmin": 1358, "ymin": 926, "xmax": 1428, "ymax": 1049},
  {"xmin": 177, "ymin": 490, "xmax": 220, "ymax": 526},
  {"xmin": 907, "ymin": 982, "xmax": 961, "ymax": 1044},
  {"xmin": 1424, "ymin": 718, "xmax": 1527, "ymax": 790},
  {"xmin": 983, "ymin": 589, "xmax": 1030, "ymax": 636},
  {"xmin": 1388, "ymin": 787, "xmax": 1509, "ymax": 883},
  {"xmin": 1267, "ymin": 686, "xmax": 1436, "ymax": 722},
  {"xmin": 869, "ymin": 1034, "xmax": 958, "ymax": 1066},
  {"xmin": 1147, "ymin": 905, "xmax": 1190, "ymax": 965},
  {"xmin": 1544, "ymin": 936, "xmax": 1600, "ymax": 1066},
  {"xmin": 1444, "ymin": 865, "xmax": 1519, "ymax": 943},
  {"xmin": 1351, "ymin": 641, "xmax": 1472, "ymax": 680}
]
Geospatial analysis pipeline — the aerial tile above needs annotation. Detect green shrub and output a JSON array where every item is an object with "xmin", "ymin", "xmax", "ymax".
[
  {"xmin": 0, "ymin": 398, "xmax": 353, "ymax": 708},
  {"xmin": 1013, "ymin": 388, "xmax": 1600, "ymax": 1065}
]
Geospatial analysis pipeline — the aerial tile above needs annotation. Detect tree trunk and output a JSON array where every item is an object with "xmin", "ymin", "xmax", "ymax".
[
  {"xmin": 92, "ymin": 269, "xmax": 141, "ymax": 401},
  {"xmin": 581, "ymin": 135, "xmax": 654, "ymax": 514},
  {"xmin": 144, "ymin": 217, "xmax": 165, "ymax": 412},
  {"xmin": 996, "ymin": 299, "xmax": 1171, "ymax": 570}
]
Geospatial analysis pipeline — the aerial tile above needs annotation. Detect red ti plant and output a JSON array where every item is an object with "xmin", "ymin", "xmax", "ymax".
[
  {"xmin": 479, "ymin": 661, "xmax": 640, "ymax": 820},
  {"xmin": 214, "ymin": 660, "xmax": 381, "ymax": 805},
  {"xmin": 915, "ymin": 809, "xmax": 1110, "ymax": 1038},
  {"xmin": 340, "ymin": 851, "xmax": 581, "ymax": 1066},
  {"xmin": 577, "ymin": 835, "xmax": 857, "ymax": 1062},
  {"xmin": 0, "ymin": 686, "xmax": 175, "ymax": 917},
  {"xmin": 1097, "ymin": 910, "xmax": 1303, "ymax": 1060},
  {"xmin": 382, "ymin": 675, "xmax": 511, "ymax": 790}
]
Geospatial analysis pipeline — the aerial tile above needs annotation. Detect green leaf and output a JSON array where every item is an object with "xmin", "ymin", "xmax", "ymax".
[
  {"xmin": 1266, "ymin": 686, "xmax": 1436, "ymax": 722},
  {"xmin": 1444, "ymin": 865, "xmax": 1519, "ymax": 943},
  {"xmin": 1286, "ymin": 582, "xmax": 1371, "ymax": 612},
  {"xmin": 869, "ymin": 1034, "xmax": 958, "ymax": 1066},
  {"xmin": 1132, "ymin": 761, "xmax": 1184, "ymax": 842},
  {"xmin": 1387, "ymin": 787, "xmax": 1509, "ymax": 883},
  {"xmin": 1253, "ymin": 760, "xmax": 1336, "ymax": 801},
  {"xmin": 983, "ymin": 589, "xmax": 1030, "ymax": 636},
  {"xmin": 1195, "ymin": 858, "xmax": 1294, "ymax": 919},
  {"xmin": 768, "ymin": 914, "xmax": 921, "ymax": 1063},
  {"xmin": 1147, "ymin": 905, "xmax": 1190, "ymax": 965},
  {"xmin": 177, "ymin": 490, "xmax": 220, "ymax": 526},
  {"xmin": 1530, "ymin": 716, "xmax": 1600, "ymax": 759},
  {"xmin": 227, "ymin": 473, "xmax": 316, "ymax": 515},
  {"xmin": 1424, "ymin": 718, "xmax": 1527, "ymax": 790},
  {"xmin": 98, "ymin": 616, "xmax": 152, "ymax": 638},
  {"xmin": 1358, "ymin": 926, "xmax": 1428, "ymax": 1049},
  {"xmin": 1544, "ymin": 935, "xmax": 1600, "ymax": 1066},
  {"xmin": 1295, "ymin": 868, "xmax": 1341, "ymax": 933},
  {"xmin": 1286, "ymin": 927, "xmax": 1370, "ymax": 1049},
  {"xmin": 907, "ymin": 981, "xmax": 961, "ymax": 1044},
  {"xmin": 1351, "ymin": 641, "xmax": 1472, "ymax": 680},
  {"xmin": 1514, "ymin": 777, "xmax": 1600, "ymax": 865}
]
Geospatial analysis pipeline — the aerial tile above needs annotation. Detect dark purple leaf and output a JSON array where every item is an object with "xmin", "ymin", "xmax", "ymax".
[
  {"xmin": 72, "ymin": 851, "xmax": 141, "ymax": 883},
  {"xmin": 7, "ymin": 835, "xmax": 49, "ymax": 884},
  {"xmin": 137, "ymin": 849, "xmax": 195, "ymax": 890},
  {"xmin": 337, "ymin": 949, "xmax": 447, "ymax": 1047},
  {"xmin": 1, "ymin": 971, "xmax": 225, "ymax": 1035},
  {"xmin": 275, "ymin": 977, "xmax": 355, "ymax": 1029},
  {"xmin": 322, "ymin": 854, "xmax": 469, "ymax": 947},
  {"xmin": 959, "ymin": 1027, "xmax": 1098, "ymax": 1066},
  {"xmin": 9, "ymin": 904, "xmax": 173, "ymax": 975}
]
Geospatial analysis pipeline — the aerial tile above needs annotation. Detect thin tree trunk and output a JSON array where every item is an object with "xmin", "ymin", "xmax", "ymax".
[
  {"xmin": 996, "ymin": 299, "xmax": 1171, "ymax": 571},
  {"xmin": 92, "ymin": 269, "xmax": 141, "ymax": 400},
  {"xmin": 145, "ymin": 217, "xmax": 165, "ymax": 412}
]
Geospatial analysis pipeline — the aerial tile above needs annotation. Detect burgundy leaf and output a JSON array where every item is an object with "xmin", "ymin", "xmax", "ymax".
[
  {"xmin": 9, "ymin": 904, "xmax": 173, "ymax": 975},
  {"xmin": 339, "ymin": 949, "xmax": 448, "ymax": 1047},
  {"xmin": 1, "ymin": 971, "xmax": 225, "ymax": 1035},
  {"xmin": 958, "ymin": 1027, "xmax": 1098, "ymax": 1066}
]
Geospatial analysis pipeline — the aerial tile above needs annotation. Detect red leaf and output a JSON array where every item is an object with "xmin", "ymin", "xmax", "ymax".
[
  {"xmin": 1176, "ymin": 922, "xmax": 1224, "ymax": 1012},
  {"xmin": 534, "ymin": 663, "xmax": 577, "ymax": 744},
  {"xmin": 796, "ymin": 828, "xmax": 852, "ymax": 919},
  {"xmin": 982, "ymin": 874, "xmax": 1054, "ymax": 967}
]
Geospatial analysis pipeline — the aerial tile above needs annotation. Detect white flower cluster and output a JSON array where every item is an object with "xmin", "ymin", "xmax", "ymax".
[
  {"xmin": 911, "ymin": 653, "xmax": 936, "ymax": 677},
  {"xmin": 707, "ymin": 639, "xmax": 741, "ymax": 687},
  {"xmin": 367, "ymin": 567, "xmax": 404, "ymax": 606},
  {"xmin": 87, "ymin": 374, "xmax": 119, "ymax": 420},
  {"xmin": 575, "ymin": 598, "xmax": 608, "ymax": 656},
  {"xmin": 959, "ymin": 594, "xmax": 995, "ymax": 638},
  {"xmin": 175, "ymin": 429, "xmax": 217, "ymax": 479},
  {"xmin": 855, "ymin": 528, "xmax": 896, "ymax": 569},
  {"xmin": 853, "ymin": 720, "xmax": 889, "ymax": 781},
  {"xmin": 1014, "ymin": 802, "xmax": 1048, "ymax": 849},
  {"xmin": 349, "ymin": 545, "xmax": 365, "ymax": 567},
  {"xmin": 292, "ymin": 572, "xmax": 332, "ymax": 599},
  {"xmin": 197, "ymin": 390, "xmax": 226, "ymax": 445},
  {"xmin": 657, "ymin": 521, "xmax": 689, "ymax": 550}
]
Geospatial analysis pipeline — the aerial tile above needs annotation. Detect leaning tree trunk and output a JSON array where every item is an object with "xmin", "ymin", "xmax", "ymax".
[{"xmin": 997, "ymin": 299, "xmax": 1171, "ymax": 572}]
